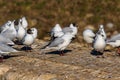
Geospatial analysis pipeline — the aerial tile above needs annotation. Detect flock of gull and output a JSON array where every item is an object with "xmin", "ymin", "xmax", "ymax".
[
  {"xmin": 0, "ymin": 17, "xmax": 37, "ymax": 60},
  {"xmin": 0, "ymin": 16, "xmax": 120, "ymax": 61},
  {"xmin": 83, "ymin": 25, "xmax": 120, "ymax": 57}
]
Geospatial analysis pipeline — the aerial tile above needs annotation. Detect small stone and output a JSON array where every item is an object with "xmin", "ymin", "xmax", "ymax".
[{"xmin": 106, "ymin": 23, "xmax": 114, "ymax": 29}]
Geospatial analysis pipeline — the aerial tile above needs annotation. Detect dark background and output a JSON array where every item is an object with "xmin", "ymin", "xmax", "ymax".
[{"xmin": 0, "ymin": 0, "xmax": 119, "ymax": 40}]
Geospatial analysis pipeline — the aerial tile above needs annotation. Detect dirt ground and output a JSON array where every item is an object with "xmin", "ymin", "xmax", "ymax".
[{"xmin": 0, "ymin": 39, "xmax": 120, "ymax": 80}]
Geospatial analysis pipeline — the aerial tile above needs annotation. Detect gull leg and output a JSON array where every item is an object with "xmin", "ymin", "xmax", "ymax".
[
  {"xmin": 59, "ymin": 51, "xmax": 62, "ymax": 56},
  {"xmin": 100, "ymin": 50, "xmax": 104, "ymax": 58},
  {"xmin": 43, "ymin": 51, "xmax": 47, "ymax": 66},
  {"xmin": 28, "ymin": 45, "xmax": 32, "ymax": 52},
  {"xmin": 0, "ymin": 56, "xmax": 3, "ymax": 62},
  {"xmin": 117, "ymin": 47, "xmax": 120, "ymax": 55},
  {"xmin": 96, "ymin": 53, "xmax": 100, "ymax": 58},
  {"xmin": 101, "ymin": 54, "xmax": 105, "ymax": 58},
  {"xmin": 25, "ymin": 46, "xmax": 28, "ymax": 51},
  {"xmin": 25, "ymin": 46, "xmax": 32, "ymax": 52},
  {"xmin": 88, "ymin": 44, "xmax": 92, "ymax": 49},
  {"xmin": 59, "ymin": 50, "xmax": 64, "ymax": 56}
]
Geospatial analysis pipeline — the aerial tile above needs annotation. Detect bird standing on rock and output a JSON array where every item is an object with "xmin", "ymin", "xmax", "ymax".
[
  {"xmin": 41, "ymin": 23, "xmax": 78, "ymax": 56},
  {"xmin": 22, "ymin": 28, "xmax": 37, "ymax": 51},
  {"xmin": 93, "ymin": 31, "xmax": 106, "ymax": 58},
  {"xmin": 41, "ymin": 32, "xmax": 74, "ymax": 56}
]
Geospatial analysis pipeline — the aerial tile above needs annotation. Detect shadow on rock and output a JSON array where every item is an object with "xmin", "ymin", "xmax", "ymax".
[
  {"xmin": 21, "ymin": 46, "xmax": 32, "ymax": 51},
  {"xmin": 14, "ymin": 40, "xmax": 23, "ymax": 45},
  {"xmin": 46, "ymin": 49, "xmax": 72, "ymax": 55},
  {"xmin": 104, "ymin": 49, "xmax": 111, "ymax": 52},
  {"xmin": 90, "ymin": 49, "xmax": 103, "ymax": 56},
  {"xmin": 3, "ymin": 55, "xmax": 21, "ymax": 59}
]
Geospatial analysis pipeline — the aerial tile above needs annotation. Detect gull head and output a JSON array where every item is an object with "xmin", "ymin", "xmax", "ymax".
[
  {"xmin": 30, "ymin": 28, "xmax": 38, "ymax": 38},
  {"xmin": 99, "ymin": 24, "xmax": 104, "ymax": 30},
  {"xmin": 27, "ymin": 28, "xmax": 33, "ymax": 34},
  {"xmin": 53, "ymin": 24, "xmax": 62, "ymax": 32},
  {"xmin": 70, "ymin": 23, "xmax": 75, "ymax": 28},
  {"xmin": 6, "ymin": 21, "xmax": 12, "ymax": 26},
  {"xmin": 14, "ymin": 19, "xmax": 19, "ymax": 26},
  {"xmin": 21, "ymin": 16, "xmax": 28, "ymax": 29}
]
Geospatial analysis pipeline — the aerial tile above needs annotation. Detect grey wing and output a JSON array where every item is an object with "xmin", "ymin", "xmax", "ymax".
[
  {"xmin": 1, "ymin": 29, "xmax": 13, "ymax": 38},
  {"xmin": 0, "ymin": 43, "xmax": 17, "ymax": 53},
  {"xmin": 0, "ymin": 35, "xmax": 14, "ymax": 45},
  {"xmin": 107, "ymin": 34, "xmax": 120, "ymax": 42},
  {"xmin": 48, "ymin": 38, "xmax": 64, "ymax": 47},
  {"xmin": 0, "ymin": 24, "xmax": 7, "ymax": 33},
  {"xmin": 62, "ymin": 27, "xmax": 73, "ymax": 33}
]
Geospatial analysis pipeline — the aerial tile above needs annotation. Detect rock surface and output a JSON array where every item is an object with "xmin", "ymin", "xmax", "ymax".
[{"xmin": 0, "ymin": 39, "xmax": 120, "ymax": 80}]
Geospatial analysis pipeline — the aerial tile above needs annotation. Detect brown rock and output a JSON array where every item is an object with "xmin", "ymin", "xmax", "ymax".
[
  {"xmin": 37, "ymin": 74, "xmax": 57, "ymax": 80},
  {"xmin": 105, "ymin": 45, "xmax": 114, "ymax": 50},
  {"xmin": 0, "ymin": 65, "xmax": 11, "ymax": 75},
  {"xmin": 84, "ymin": 25, "xmax": 95, "ymax": 31}
]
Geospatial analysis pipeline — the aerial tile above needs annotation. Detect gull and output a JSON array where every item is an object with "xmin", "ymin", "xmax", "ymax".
[
  {"xmin": 50, "ymin": 24, "xmax": 64, "ymax": 40},
  {"xmin": 20, "ymin": 17, "xmax": 28, "ymax": 29},
  {"xmin": 83, "ymin": 29, "xmax": 95, "ymax": 44},
  {"xmin": 30, "ymin": 28, "xmax": 38, "ymax": 39},
  {"xmin": 41, "ymin": 33, "xmax": 74, "ymax": 56},
  {"xmin": 62, "ymin": 23, "xmax": 78, "ymax": 38},
  {"xmin": 43, "ymin": 24, "xmax": 65, "ymax": 49},
  {"xmin": 22, "ymin": 28, "xmax": 37, "ymax": 51},
  {"xmin": 1, "ymin": 21, "xmax": 17, "ymax": 41},
  {"xmin": 96, "ymin": 25, "xmax": 106, "ymax": 40},
  {"xmin": 93, "ymin": 32, "xmax": 106, "ymax": 57},
  {"xmin": 14, "ymin": 19, "xmax": 26, "ymax": 41},
  {"xmin": 106, "ymin": 34, "xmax": 120, "ymax": 55}
]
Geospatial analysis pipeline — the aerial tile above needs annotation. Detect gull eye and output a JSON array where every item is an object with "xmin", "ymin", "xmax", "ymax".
[{"xmin": 101, "ymin": 34, "xmax": 104, "ymax": 37}]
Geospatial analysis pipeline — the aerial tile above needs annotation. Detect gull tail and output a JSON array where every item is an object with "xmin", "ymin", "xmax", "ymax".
[
  {"xmin": 40, "ymin": 41, "xmax": 52, "ymax": 50},
  {"xmin": 7, "ymin": 42, "xmax": 15, "ymax": 46}
]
